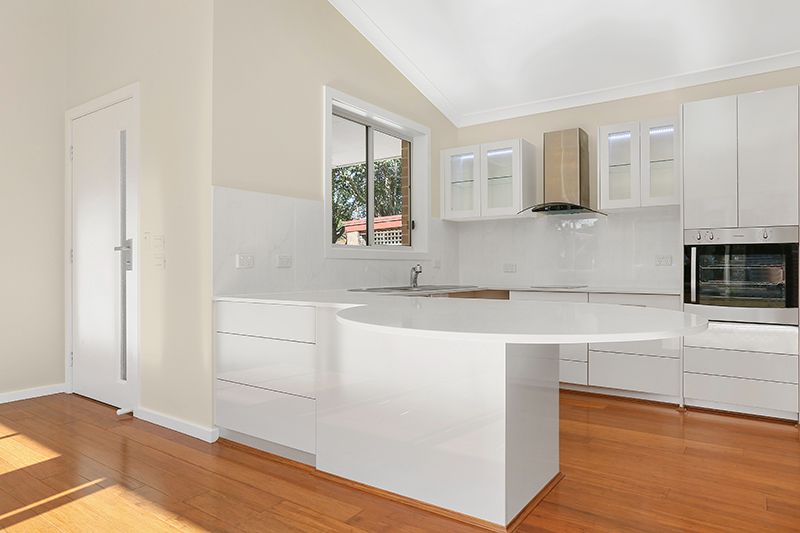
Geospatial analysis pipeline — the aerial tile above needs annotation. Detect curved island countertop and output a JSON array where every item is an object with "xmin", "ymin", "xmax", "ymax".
[{"xmin": 336, "ymin": 296, "xmax": 708, "ymax": 344}]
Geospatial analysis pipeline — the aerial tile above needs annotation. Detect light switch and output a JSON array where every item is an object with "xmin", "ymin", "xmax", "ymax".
[
  {"xmin": 503, "ymin": 263, "xmax": 517, "ymax": 273},
  {"xmin": 276, "ymin": 254, "xmax": 293, "ymax": 268},
  {"xmin": 235, "ymin": 254, "xmax": 255, "ymax": 269},
  {"xmin": 655, "ymin": 254, "xmax": 673, "ymax": 267}
]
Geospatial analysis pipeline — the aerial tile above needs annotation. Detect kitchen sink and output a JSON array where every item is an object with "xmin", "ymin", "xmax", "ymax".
[{"xmin": 349, "ymin": 284, "xmax": 478, "ymax": 293}]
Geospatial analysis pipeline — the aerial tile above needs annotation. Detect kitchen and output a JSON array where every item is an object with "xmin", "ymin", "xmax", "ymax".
[{"xmin": 2, "ymin": 1, "xmax": 800, "ymax": 532}]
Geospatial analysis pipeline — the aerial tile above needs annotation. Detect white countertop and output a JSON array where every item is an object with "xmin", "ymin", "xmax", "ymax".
[{"xmin": 336, "ymin": 297, "xmax": 706, "ymax": 344}]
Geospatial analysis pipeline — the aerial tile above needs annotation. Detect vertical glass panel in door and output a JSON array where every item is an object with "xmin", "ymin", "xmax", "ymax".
[
  {"xmin": 486, "ymin": 147, "xmax": 513, "ymax": 209},
  {"xmin": 648, "ymin": 125, "xmax": 675, "ymax": 198},
  {"xmin": 331, "ymin": 115, "xmax": 368, "ymax": 246},
  {"xmin": 607, "ymin": 130, "xmax": 632, "ymax": 200},
  {"xmin": 373, "ymin": 130, "xmax": 411, "ymax": 246},
  {"xmin": 450, "ymin": 152, "xmax": 475, "ymax": 212}
]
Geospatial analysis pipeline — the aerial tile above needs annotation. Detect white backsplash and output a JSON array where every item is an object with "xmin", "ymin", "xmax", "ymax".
[
  {"xmin": 213, "ymin": 186, "xmax": 461, "ymax": 295},
  {"xmin": 215, "ymin": 187, "xmax": 682, "ymax": 295},
  {"xmin": 457, "ymin": 206, "xmax": 682, "ymax": 291}
]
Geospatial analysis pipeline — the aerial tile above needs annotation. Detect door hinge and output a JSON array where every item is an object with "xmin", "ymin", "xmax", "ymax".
[
  {"xmin": 70, "ymin": 248, "xmax": 74, "ymax": 263},
  {"xmin": 69, "ymin": 145, "xmax": 74, "ymax": 161},
  {"xmin": 69, "ymin": 351, "xmax": 74, "ymax": 367}
]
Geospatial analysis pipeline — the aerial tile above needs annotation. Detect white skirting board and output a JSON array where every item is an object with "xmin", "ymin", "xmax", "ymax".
[
  {"xmin": 135, "ymin": 407, "xmax": 220, "ymax": 443},
  {"xmin": 0, "ymin": 383, "xmax": 66, "ymax": 404}
]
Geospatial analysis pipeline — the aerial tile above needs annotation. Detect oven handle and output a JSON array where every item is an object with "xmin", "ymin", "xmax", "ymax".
[{"xmin": 690, "ymin": 246, "xmax": 697, "ymax": 303}]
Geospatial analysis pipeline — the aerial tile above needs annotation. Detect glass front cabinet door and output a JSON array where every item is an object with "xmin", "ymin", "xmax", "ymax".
[
  {"xmin": 442, "ymin": 145, "xmax": 481, "ymax": 219},
  {"xmin": 481, "ymin": 139, "xmax": 522, "ymax": 217},
  {"xmin": 641, "ymin": 119, "xmax": 679, "ymax": 207},
  {"xmin": 599, "ymin": 122, "xmax": 641, "ymax": 210}
]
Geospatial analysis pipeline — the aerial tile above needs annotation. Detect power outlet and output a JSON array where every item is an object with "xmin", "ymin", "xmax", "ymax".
[
  {"xmin": 235, "ymin": 254, "xmax": 255, "ymax": 269},
  {"xmin": 655, "ymin": 254, "xmax": 673, "ymax": 267},
  {"xmin": 276, "ymin": 254, "xmax": 293, "ymax": 268},
  {"xmin": 503, "ymin": 263, "xmax": 518, "ymax": 273}
]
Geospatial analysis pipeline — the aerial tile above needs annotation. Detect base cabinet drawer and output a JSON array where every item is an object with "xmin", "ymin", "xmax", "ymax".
[
  {"xmin": 215, "ymin": 380, "xmax": 315, "ymax": 454},
  {"xmin": 685, "ymin": 347, "xmax": 798, "ymax": 384},
  {"xmin": 216, "ymin": 301, "xmax": 316, "ymax": 343},
  {"xmin": 684, "ymin": 373, "xmax": 799, "ymax": 413},
  {"xmin": 589, "ymin": 351, "xmax": 680, "ymax": 396},
  {"xmin": 684, "ymin": 322, "xmax": 798, "ymax": 355},
  {"xmin": 561, "ymin": 344, "xmax": 588, "ymax": 362},
  {"xmin": 560, "ymin": 360, "xmax": 587, "ymax": 385}
]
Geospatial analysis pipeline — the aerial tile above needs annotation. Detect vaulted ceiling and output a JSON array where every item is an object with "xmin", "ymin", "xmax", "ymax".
[{"xmin": 330, "ymin": 0, "xmax": 800, "ymax": 126}]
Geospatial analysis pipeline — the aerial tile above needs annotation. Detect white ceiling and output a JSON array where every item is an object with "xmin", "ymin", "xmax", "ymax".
[{"xmin": 330, "ymin": 0, "xmax": 800, "ymax": 126}]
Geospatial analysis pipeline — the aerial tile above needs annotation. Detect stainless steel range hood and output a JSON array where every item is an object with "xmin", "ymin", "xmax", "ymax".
[{"xmin": 519, "ymin": 128, "xmax": 605, "ymax": 216}]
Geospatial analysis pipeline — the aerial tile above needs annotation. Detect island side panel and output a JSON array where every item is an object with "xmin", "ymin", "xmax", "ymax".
[
  {"xmin": 505, "ymin": 343, "xmax": 560, "ymax": 523},
  {"xmin": 317, "ymin": 320, "xmax": 509, "ymax": 525}
]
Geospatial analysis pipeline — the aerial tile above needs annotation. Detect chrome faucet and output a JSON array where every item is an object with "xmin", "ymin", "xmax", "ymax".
[{"xmin": 410, "ymin": 264, "xmax": 423, "ymax": 288}]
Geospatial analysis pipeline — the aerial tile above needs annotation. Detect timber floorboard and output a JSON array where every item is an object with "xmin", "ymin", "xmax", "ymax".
[{"xmin": 0, "ymin": 391, "xmax": 797, "ymax": 532}]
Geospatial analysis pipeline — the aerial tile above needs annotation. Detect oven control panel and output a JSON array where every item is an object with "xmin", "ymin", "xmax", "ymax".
[{"xmin": 684, "ymin": 226, "xmax": 799, "ymax": 245}]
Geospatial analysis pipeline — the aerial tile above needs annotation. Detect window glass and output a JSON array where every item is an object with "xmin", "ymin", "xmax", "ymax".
[
  {"xmin": 331, "ymin": 114, "xmax": 368, "ymax": 246},
  {"xmin": 373, "ymin": 130, "xmax": 411, "ymax": 246}
]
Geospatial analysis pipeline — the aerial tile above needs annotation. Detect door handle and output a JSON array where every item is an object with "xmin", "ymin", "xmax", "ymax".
[{"xmin": 114, "ymin": 238, "xmax": 133, "ymax": 271}]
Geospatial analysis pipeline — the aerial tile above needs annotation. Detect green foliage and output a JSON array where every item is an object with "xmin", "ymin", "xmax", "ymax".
[{"xmin": 331, "ymin": 157, "xmax": 403, "ymax": 243}]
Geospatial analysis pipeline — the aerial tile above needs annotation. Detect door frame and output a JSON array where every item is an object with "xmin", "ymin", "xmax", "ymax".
[{"xmin": 64, "ymin": 83, "xmax": 141, "ymax": 410}]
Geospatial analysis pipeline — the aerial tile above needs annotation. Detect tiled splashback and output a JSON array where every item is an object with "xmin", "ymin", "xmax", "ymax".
[
  {"xmin": 213, "ymin": 187, "xmax": 460, "ymax": 295},
  {"xmin": 457, "ymin": 206, "xmax": 682, "ymax": 291},
  {"xmin": 215, "ymin": 187, "xmax": 682, "ymax": 295}
]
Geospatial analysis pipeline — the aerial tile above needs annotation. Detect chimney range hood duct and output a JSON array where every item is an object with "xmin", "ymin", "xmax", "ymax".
[{"xmin": 518, "ymin": 127, "xmax": 605, "ymax": 216}]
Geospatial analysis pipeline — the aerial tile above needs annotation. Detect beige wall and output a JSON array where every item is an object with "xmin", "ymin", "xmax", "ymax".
[
  {"xmin": 456, "ymin": 67, "xmax": 800, "ymax": 209},
  {"xmin": 0, "ymin": 1, "xmax": 67, "ymax": 394},
  {"xmin": 65, "ymin": 0, "xmax": 214, "ymax": 426},
  {"xmin": 212, "ymin": 0, "xmax": 458, "ymax": 216}
]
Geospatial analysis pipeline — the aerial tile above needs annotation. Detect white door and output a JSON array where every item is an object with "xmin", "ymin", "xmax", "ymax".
[
  {"xmin": 442, "ymin": 145, "xmax": 481, "ymax": 219},
  {"xmin": 480, "ymin": 139, "xmax": 521, "ymax": 217},
  {"xmin": 682, "ymin": 95, "xmax": 738, "ymax": 229},
  {"xmin": 71, "ymin": 97, "xmax": 137, "ymax": 409},
  {"xmin": 640, "ymin": 118, "xmax": 679, "ymax": 207},
  {"xmin": 737, "ymin": 85, "xmax": 799, "ymax": 228},
  {"xmin": 598, "ymin": 122, "xmax": 641, "ymax": 210}
]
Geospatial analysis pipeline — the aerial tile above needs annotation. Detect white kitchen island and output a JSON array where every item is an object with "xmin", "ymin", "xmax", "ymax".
[{"xmin": 213, "ymin": 292, "xmax": 706, "ymax": 531}]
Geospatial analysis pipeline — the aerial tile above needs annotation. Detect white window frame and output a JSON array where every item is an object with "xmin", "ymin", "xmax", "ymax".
[{"xmin": 324, "ymin": 86, "xmax": 430, "ymax": 260}]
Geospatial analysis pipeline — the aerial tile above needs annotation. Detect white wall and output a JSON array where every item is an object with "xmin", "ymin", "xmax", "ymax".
[
  {"xmin": 0, "ymin": 1, "xmax": 67, "ymax": 395},
  {"xmin": 457, "ymin": 207, "xmax": 682, "ymax": 291},
  {"xmin": 214, "ymin": 187, "xmax": 460, "ymax": 295},
  {"xmin": 65, "ymin": 0, "xmax": 214, "ymax": 427}
]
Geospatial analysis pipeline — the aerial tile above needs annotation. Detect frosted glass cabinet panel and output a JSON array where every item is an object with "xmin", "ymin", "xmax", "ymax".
[
  {"xmin": 641, "ymin": 119, "xmax": 680, "ymax": 207},
  {"xmin": 599, "ymin": 122, "xmax": 640, "ymax": 209},
  {"xmin": 441, "ymin": 139, "xmax": 534, "ymax": 220},
  {"xmin": 481, "ymin": 139, "xmax": 522, "ymax": 217},
  {"xmin": 442, "ymin": 145, "xmax": 480, "ymax": 219}
]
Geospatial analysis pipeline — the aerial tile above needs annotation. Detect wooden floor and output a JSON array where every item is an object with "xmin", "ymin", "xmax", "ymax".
[{"xmin": 0, "ymin": 393, "xmax": 798, "ymax": 532}]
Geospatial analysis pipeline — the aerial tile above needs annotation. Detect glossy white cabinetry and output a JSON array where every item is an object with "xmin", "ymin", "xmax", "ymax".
[
  {"xmin": 682, "ymin": 95, "xmax": 738, "ymax": 229},
  {"xmin": 598, "ymin": 119, "xmax": 679, "ymax": 210},
  {"xmin": 589, "ymin": 351, "xmax": 681, "ymax": 396},
  {"xmin": 442, "ymin": 139, "xmax": 535, "ymax": 220},
  {"xmin": 215, "ymin": 380, "xmax": 316, "ymax": 453},
  {"xmin": 509, "ymin": 290, "xmax": 588, "ymax": 384},
  {"xmin": 442, "ymin": 145, "xmax": 481, "ymax": 219},
  {"xmin": 737, "ymin": 86, "xmax": 799, "ymax": 227},
  {"xmin": 683, "ymin": 321, "xmax": 799, "ymax": 419},
  {"xmin": 214, "ymin": 301, "xmax": 318, "ymax": 454},
  {"xmin": 599, "ymin": 122, "xmax": 640, "ymax": 210}
]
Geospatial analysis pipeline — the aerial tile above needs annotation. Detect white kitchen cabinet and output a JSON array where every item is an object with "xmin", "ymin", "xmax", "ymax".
[
  {"xmin": 684, "ymin": 322, "xmax": 798, "ymax": 355},
  {"xmin": 442, "ymin": 145, "xmax": 481, "ymax": 219},
  {"xmin": 589, "ymin": 351, "xmax": 680, "ymax": 396},
  {"xmin": 559, "ymin": 360, "xmax": 588, "ymax": 386},
  {"xmin": 509, "ymin": 291, "xmax": 588, "ymax": 369},
  {"xmin": 684, "ymin": 347, "xmax": 798, "ymax": 384},
  {"xmin": 442, "ymin": 139, "xmax": 534, "ymax": 220},
  {"xmin": 599, "ymin": 122, "xmax": 641, "ymax": 210},
  {"xmin": 641, "ymin": 119, "xmax": 680, "ymax": 207},
  {"xmin": 682, "ymin": 95, "xmax": 738, "ymax": 229},
  {"xmin": 216, "ymin": 301, "xmax": 316, "ymax": 343},
  {"xmin": 737, "ymin": 86, "xmax": 799, "ymax": 228},
  {"xmin": 684, "ymin": 373, "xmax": 798, "ymax": 415}
]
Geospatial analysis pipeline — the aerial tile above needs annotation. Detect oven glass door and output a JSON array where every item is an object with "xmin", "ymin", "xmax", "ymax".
[{"xmin": 684, "ymin": 244, "xmax": 798, "ymax": 308}]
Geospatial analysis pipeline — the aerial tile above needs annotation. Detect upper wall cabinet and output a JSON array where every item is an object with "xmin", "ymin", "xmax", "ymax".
[
  {"xmin": 683, "ymin": 86, "xmax": 799, "ymax": 230},
  {"xmin": 737, "ymin": 86, "xmax": 799, "ymax": 228},
  {"xmin": 441, "ymin": 138, "xmax": 534, "ymax": 220},
  {"xmin": 598, "ymin": 119, "xmax": 679, "ymax": 210}
]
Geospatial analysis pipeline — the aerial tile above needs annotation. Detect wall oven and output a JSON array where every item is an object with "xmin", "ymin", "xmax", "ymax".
[{"xmin": 684, "ymin": 227, "xmax": 799, "ymax": 325}]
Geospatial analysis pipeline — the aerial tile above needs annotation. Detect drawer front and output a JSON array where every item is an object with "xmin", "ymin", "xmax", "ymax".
[
  {"xmin": 560, "ymin": 360, "xmax": 587, "ymax": 385},
  {"xmin": 589, "ymin": 351, "xmax": 680, "ymax": 396},
  {"xmin": 684, "ymin": 322, "xmax": 798, "ymax": 355},
  {"xmin": 215, "ymin": 380, "xmax": 315, "ymax": 453},
  {"xmin": 560, "ymin": 343, "xmax": 588, "ymax": 362},
  {"xmin": 685, "ymin": 347, "xmax": 798, "ymax": 384},
  {"xmin": 589, "ymin": 293, "xmax": 682, "ymax": 358},
  {"xmin": 216, "ymin": 301, "xmax": 316, "ymax": 343},
  {"xmin": 510, "ymin": 291, "xmax": 588, "ymax": 303},
  {"xmin": 684, "ymin": 373, "xmax": 799, "ymax": 413},
  {"xmin": 216, "ymin": 333, "xmax": 316, "ymax": 397}
]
